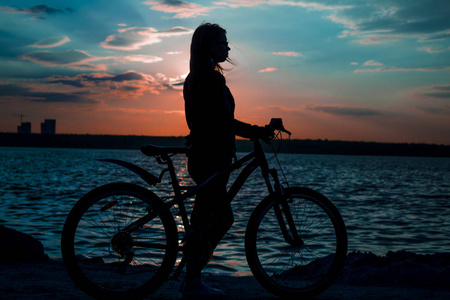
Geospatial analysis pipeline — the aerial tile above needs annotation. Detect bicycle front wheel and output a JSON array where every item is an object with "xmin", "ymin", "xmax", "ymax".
[
  {"xmin": 61, "ymin": 183, "xmax": 178, "ymax": 299},
  {"xmin": 245, "ymin": 187, "xmax": 347, "ymax": 298}
]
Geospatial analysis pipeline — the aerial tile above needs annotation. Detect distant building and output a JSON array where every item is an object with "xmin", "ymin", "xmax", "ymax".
[
  {"xmin": 17, "ymin": 122, "xmax": 31, "ymax": 134},
  {"xmin": 41, "ymin": 119, "xmax": 56, "ymax": 135}
]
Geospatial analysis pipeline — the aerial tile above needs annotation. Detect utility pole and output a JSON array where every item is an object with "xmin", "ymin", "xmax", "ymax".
[
  {"xmin": 13, "ymin": 114, "xmax": 31, "ymax": 134},
  {"xmin": 12, "ymin": 114, "xmax": 26, "ymax": 124}
]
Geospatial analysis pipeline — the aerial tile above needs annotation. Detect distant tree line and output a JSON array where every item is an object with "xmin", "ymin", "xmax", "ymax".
[{"xmin": 0, "ymin": 133, "xmax": 449, "ymax": 157}]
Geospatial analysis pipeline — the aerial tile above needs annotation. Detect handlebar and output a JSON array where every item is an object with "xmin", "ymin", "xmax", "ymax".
[{"xmin": 280, "ymin": 127, "xmax": 291, "ymax": 136}]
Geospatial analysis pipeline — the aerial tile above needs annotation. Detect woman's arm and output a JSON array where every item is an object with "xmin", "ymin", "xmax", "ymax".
[{"xmin": 233, "ymin": 119, "xmax": 273, "ymax": 140}]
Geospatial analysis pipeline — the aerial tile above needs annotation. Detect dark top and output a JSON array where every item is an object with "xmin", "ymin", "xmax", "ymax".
[{"xmin": 184, "ymin": 69, "xmax": 267, "ymax": 158}]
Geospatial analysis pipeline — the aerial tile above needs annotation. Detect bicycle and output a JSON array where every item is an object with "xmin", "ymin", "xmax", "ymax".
[{"xmin": 61, "ymin": 122, "xmax": 348, "ymax": 299}]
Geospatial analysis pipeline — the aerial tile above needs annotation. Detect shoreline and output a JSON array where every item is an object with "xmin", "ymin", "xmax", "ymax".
[
  {"xmin": 1, "ymin": 222, "xmax": 449, "ymax": 299},
  {"xmin": 2, "ymin": 248, "xmax": 450, "ymax": 299},
  {"xmin": 1, "ymin": 132, "xmax": 449, "ymax": 157},
  {"xmin": 1, "ymin": 257, "xmax": 449, "ymax": 299}
]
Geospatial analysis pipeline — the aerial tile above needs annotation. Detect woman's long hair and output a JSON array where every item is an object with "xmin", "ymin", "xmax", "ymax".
[{"xmin": 189, "ymin": 23, "xmax": 232, "ymax": 76}]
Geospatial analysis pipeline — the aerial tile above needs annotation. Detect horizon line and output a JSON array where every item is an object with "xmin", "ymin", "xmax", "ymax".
[{"xmin": 1, "ymin": 131, "xmax": 449, "ymax": 147}]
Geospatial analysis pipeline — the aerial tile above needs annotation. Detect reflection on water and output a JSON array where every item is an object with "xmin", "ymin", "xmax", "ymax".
[{"xmin": 1, "ymin": 147, "xmax": 449, "ymax": 276}]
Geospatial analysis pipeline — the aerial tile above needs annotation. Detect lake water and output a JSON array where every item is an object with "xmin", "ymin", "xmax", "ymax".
[{"xmin": 1, "ymin": 147, "xmax": 449, "ymax": 276}]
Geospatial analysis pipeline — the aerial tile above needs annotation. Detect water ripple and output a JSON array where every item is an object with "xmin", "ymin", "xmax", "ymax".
[{"xmin": 1, "ymin": 147, "xmax": 449, "ymax": 275}]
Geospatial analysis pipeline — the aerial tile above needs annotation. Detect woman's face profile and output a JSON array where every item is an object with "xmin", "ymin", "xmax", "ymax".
[{"xmin": 210, "ymin": 32, "xmax": 230, "ymax": 63}]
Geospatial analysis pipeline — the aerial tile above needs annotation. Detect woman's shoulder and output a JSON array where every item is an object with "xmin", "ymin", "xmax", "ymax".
[
  {"xmin": 188, "ymin": 69, "xmax": 226, "ymax": 85},
  {"xmin": 208, "ymin": 70, "xmax": 226, "ymax": 85},
  {"xmin": 201, "ymin": 68, "xmax": 225, "ymax": 79},
  {"xmin": 212, "ymin": 70, "xmax": 226, "ymax": 81}
]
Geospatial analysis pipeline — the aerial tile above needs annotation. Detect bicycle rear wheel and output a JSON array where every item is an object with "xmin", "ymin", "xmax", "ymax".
[
  {"xmin": 245, "ymin": 187, "xmax": 347, "ymax": 298},
  {"xmin": 61, "ymin": 182, "xmax": 178, "ymax": 299}
]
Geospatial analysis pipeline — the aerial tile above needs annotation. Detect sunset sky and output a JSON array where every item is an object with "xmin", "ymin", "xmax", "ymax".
[{"xmin": 1, "ymin": 1, "xmax": 449, "ymax": 144}]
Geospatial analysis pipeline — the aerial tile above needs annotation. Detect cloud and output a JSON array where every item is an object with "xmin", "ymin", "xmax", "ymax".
[
  {"xmin": 22, "ymin": 50, "xmax": 89, "ymax": 65},
  {"xmin": 30, "ymin": 16, "xmax": 46, "ymax": 20},
  {"xmin": 29, "ymin": 36, "xmax": 70, "ymax": 48},
  {"xmin": 0, "ymin": 5, "xmax": 73, "ymax": 15},
  {"xmin": 141, "ymin": 0, "xmax": 449, "ymax": 48},
  {"xmin": 143, "ymin": 1, "xmax": 211, "ymax": 18},
  {"xmin": 272, "ymin": 52, "xmax": 303, "ymax": 57},
  {"xmin": 258, "ymin": 67, "xmax": 278, "ymax": 73},
  {"xmin": 0, "ymin": 83, "xmax": 30, "ymax": 96},
  {"xmin": 412, "ymin": 84, "xmax": 450, "ymax": 101},
  {"xmin": 266, "ymin": 0, "xmax": 352, "ymax": 11},
  {"xmin": 43, "ymin": 71, "xmax": 160, "ymax": 99},
  {"xmin": 45, "ymin": 79, "xmax": 85, "ymax": 88},
  {"xmin": 20, "ymin": 49, "xmax": 164, "ymax": 71},
  {"xmin": 20, "ymin": 50, "xmax": 110, "ymax": 71},
  {"xmin": 350, "ymin": 62, "xmax": 358, "ymax": 65},
  {"xmin": 416, "ymin": 106, "xmax": 450, "ymax": 115},
  {"xmin": 158, "ymin": 26, "xmax": 194, "ymax": 37},
  {"xmin": 435, "ymin": 85, "xmax": 450, "ymax": 91},
  {"xmin": 103, "ymin": 107, "xmax": 185, "ymax": 115},
  {"xmin": 99, "ymin": 72, "xmax": 147, "ymax": 82},
  {"xmin": 355, "ymin": 34, "xmax": 400, "ymax": 45},
  {"xmin": 424, "ymin": 92, "xmax": 450, "ymax": 99},
  {"xmin": 28, "ymin": 92, "xmax": 98, "ymax": 103},
  {"xmin": 256, "ymin": 105, "xmax": 302, "ymax": 114},
  {"xmin": 354, "ymin": 66, "xmax": 450, "ymax": 73},
  {"xmin": 46, "ymin": 71, "xmax": 184, "ymax": 98},
  {"xmin": 214, "ymin": 1, "xmax": 265, "ymax": 8},
  {"xmin": 214, "ymin": 0, "xmax": 352, "ymax": 11},
  {"xmin": 419, "ymin": 32, "xmax": 450, "ymax": 42},
  {"xmin": 48, "ymin": 71, "xmax": 149, "ymax": 85},
  {"xmin": 145, "ymin": 0, "xmax": 351, "ymax": 18},
  {"xmin": 328, "ymin": 1, "xmax": 450, "ymax": 44},
  {"xmin": 121, "ymin": 55, "xmax": 163, "ymax": 64},
  {"xmin": 357, "ymin": 2, "xmax": 449, "ymax": 35},
  {"xmin": 155, "ymin": 73, "xmax": 185, "ymax": 90},
  {"xmin": 418, "ymin": 46, "xmax": 450, "ymax": 54},
  {"xmin": 0, "ymin": 83, "xmax": 98, "ymax": 103},
  {"xmin": 421, "ymin": 85, "xmax": 450, "ymax": 99},
  {"xmin": 364, "ymin": 60, "xmax": 383, "ymax": 66},
  {"xmin": 307, "ymin": 105, "xmax": 382, "ymax": 116},
  {"xmin": 101, "ymin": 26, "xmax": 192, "ymax": 50}
]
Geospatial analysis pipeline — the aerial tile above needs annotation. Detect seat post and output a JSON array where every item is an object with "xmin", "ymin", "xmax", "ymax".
[
  {"xmin": 163, "ymin": 154, "xmax": 191, "ymax": 232},
  {"xmin": 161, "ymin": 154, "xmax": 180, "ymax": 196}
]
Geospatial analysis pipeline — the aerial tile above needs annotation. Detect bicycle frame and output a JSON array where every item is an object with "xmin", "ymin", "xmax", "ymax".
[
  {"xmin": 99, "ymin": 138, "xmax": 301, "ymax": 260},
  {"xmin": 62, "ymin": 128, "xmax": 348, "ymax": 299}
]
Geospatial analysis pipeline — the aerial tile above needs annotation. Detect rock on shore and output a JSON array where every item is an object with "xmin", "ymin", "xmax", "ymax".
[
  {"xmin": 341, "ymin": 250, "xmax": 450, "ymax": 288},
  {"xmin": 0, "ymin": 225, "xmax": 49, "ymax": 263}
]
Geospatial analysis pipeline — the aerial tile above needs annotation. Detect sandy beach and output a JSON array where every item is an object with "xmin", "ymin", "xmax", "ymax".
[{"xmin": 1, "ymin": 251, "xmax": 450, "ymax": 299}]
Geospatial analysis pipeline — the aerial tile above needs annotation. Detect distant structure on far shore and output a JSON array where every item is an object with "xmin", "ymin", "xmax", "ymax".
[
  {"xmin": 41, "ymin": 119, "xmax": 56, "ymax": 135},
  {"xmin": 17, "ymin": 122, "xmax": 31, "ymax": 134},
  {"xmin": 17, "ymin": 118, "xmax": 56, "ymax": 135}
]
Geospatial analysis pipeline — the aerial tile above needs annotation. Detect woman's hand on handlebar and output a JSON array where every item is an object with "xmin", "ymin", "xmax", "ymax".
[
  {"xmin": 260, "ymin": 118, "xmax": 291, "ymax": 144},
  {"xmin": 268, "ymin": 118, "xmax": 291, "ymax": 135}
]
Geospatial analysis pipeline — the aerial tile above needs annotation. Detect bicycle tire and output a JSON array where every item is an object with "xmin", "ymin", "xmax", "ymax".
[
  {"xmin": 61, "ymin": 182, "xmax": 178, "ymax": 299},
  {"xmin": 245, "ymin": 187, "xmax": 347, "ymax": 298}
]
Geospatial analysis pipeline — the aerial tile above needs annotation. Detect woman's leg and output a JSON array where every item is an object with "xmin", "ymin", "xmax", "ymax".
[{"xmin": 185, "ymin": 155, "xmax": 233, "ymax": 279}]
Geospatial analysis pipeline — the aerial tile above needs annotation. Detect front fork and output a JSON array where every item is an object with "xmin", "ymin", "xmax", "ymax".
[{"xmin": 268, "ymin": 169, "xmax": 304, "ymax": 247}]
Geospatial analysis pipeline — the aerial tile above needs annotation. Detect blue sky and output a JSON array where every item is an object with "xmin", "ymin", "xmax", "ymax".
[{"xmin": 1, "ymin": 0, "xmax": 449, "ymax": 144}]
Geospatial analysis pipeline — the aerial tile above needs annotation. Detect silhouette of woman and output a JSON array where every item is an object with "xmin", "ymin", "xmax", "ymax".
[{"xmin": 183, "ymin": 23, "xmax": 275, "ymax": 298}]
